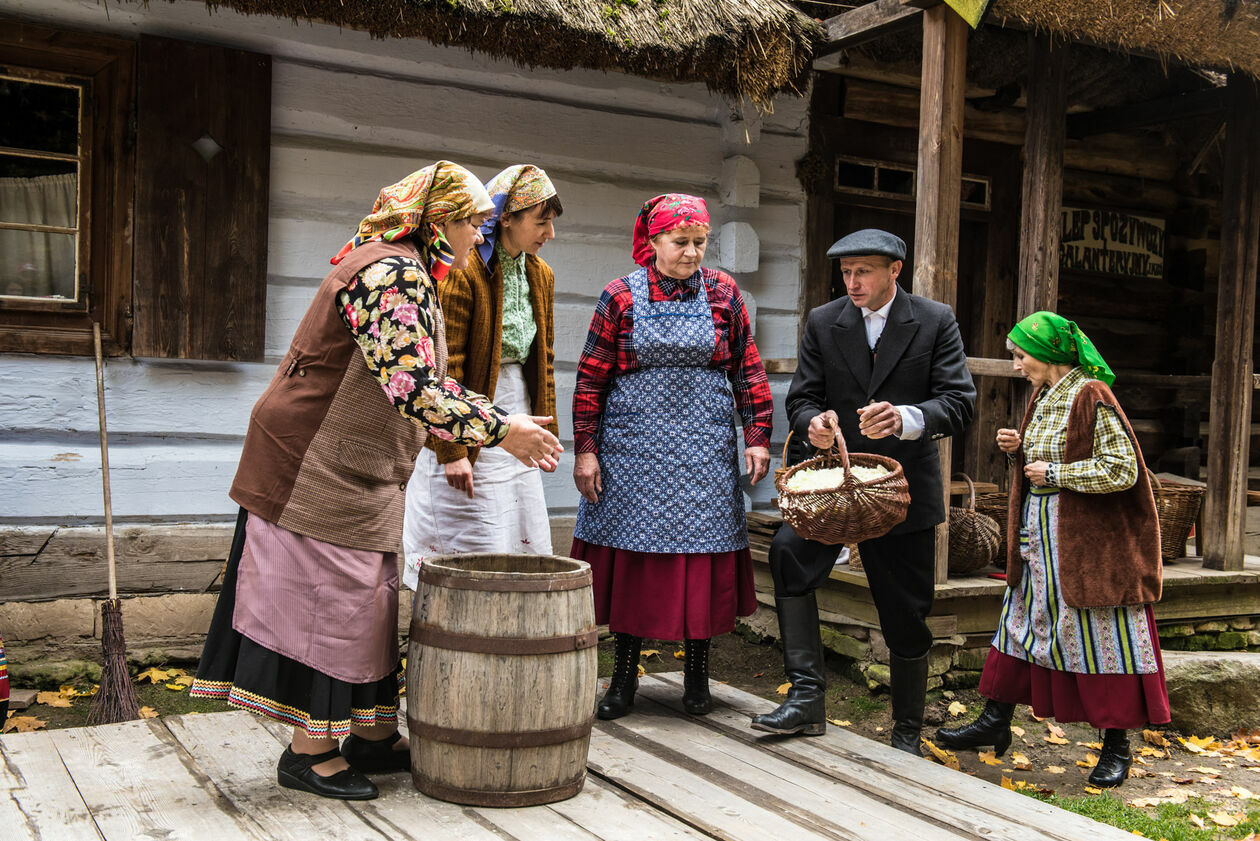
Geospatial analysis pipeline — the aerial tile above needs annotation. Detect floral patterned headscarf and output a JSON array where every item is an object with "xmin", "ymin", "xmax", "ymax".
[
  {"xmin": 1009, "ymin": 311, "xmax": 1115, "ymax": 386},
  {"xmin": 631, "ymin": 193, "xmax": 710, "ymax": 268},
  {"xmin": 477, "ymin": 164, "xmax": 557, "ymax": 265},
  {"xmin": 331, "ymin": 161, "xmax": 494, "ymax": 282}
]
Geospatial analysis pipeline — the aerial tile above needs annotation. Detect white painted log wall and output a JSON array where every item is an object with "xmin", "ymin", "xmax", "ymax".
[{"xmin": 0, "ymin": 0, "xmax": 804, "ymax": 529}]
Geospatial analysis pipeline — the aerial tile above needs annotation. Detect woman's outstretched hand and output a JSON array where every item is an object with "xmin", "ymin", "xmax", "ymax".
[
  {"xmin": 500, "ymin": 415, "xmax": 563, "ymax": 471},
  {"xmin": 574, "ymin": 452, "xmax": 602, "ymax": 503}
]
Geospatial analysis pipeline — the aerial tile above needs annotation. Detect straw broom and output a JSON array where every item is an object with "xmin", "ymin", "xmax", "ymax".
[{"xmin": 87, "ymin": 324, "xmax": 140, "ymax": 725}]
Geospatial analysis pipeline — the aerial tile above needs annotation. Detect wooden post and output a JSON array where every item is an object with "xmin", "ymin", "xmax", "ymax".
[
  {"xmin": 1202, "ymin": 74, "xmax": 1260, "ymax": 571},
  {"xmin": 912, "ymin": 4, "xmax": 967, "ymax": 585},
  {"xmin": 1016, "ymin": 32, "xmax": 1067, "ymax": 319},
  {"xmin": 802, "ymin": 74, "xmax": 842, "ymax": 327}
]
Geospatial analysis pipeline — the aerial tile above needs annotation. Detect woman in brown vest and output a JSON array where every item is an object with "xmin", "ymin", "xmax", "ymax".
[
  {"xmin": 402, "ymin": 165, "xmax": 562, "ymax": 582},
  {"xmin": 190, "ymin": 161, "xmax": 562, "ymax": 801},
  {"xmin": 936, "ymin": 311, "xmax": 1169, "ymax": 789}
]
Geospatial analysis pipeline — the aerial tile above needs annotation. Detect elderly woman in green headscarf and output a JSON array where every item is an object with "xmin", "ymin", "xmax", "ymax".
[{"xmin": 936, "ymin": 311, "xmax": 1168, "ymax": 789}]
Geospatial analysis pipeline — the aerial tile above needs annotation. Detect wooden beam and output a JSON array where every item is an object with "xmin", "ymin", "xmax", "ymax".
[
  {"xmin": 912, "ymin": 4, "xmax": 968, "ymax": 586},
  {"xmin": 802, "ymin": 74, "xmax": 842, "ymax": 331},
  {"xmin": 1203, "ymin": 74, "xmax": 1260, "ymax": 572},
  {"xmin": 1066, "ymin": 88, "xmax": 1227, "ymax": 139},
  {"xmin": 820, "ymin": 0, "xmax": 939, "ymax": 53},
  {"xmin": 1016, "ymin": 32, "xmax": 1068, "ymax": 319}
]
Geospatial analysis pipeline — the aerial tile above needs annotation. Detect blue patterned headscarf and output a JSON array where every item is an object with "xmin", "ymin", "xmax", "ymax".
[{"xmin": 476, "ymin": 165, "xmax": 557, "ymax": 265}]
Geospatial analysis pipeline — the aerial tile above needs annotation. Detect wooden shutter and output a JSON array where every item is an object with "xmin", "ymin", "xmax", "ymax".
[{"xmin": 133, "ymin": 35, "xmax": 270, "ymax": 360}]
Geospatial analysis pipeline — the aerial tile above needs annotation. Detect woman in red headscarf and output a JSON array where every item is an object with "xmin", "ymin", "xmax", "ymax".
[{"xmin": 571, "ymin": 194, "xmax": 772, "ymax": 720}]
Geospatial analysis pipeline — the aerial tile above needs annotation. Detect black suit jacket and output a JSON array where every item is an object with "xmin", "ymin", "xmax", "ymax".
[{"xmin": 786, "ymin": 288, "xmax": 976, "ymax": 534}]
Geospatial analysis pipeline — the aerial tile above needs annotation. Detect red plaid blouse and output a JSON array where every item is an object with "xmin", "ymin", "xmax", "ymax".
[{"xmin": 573, "ymin": 265, "xmax": 773, "ymax": 453}]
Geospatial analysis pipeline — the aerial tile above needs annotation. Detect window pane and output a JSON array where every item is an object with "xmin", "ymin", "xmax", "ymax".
[
  {"xmin": 0, "ymin": 229, "xmax": 77, "ymax": 300},
  {"xmin": 0, "ymin": 77, "xmax": 80, "ymax": 155},
  {"xmin": 0, "ymin": 154, "xmax": 78, "ymax": 227},
  {"xmin": 836, "ymin": 160, "xmax": 876, "ymax": 191},
  {"xmin": 878, "ymin": 167, "xmax": 914, "ymax": 196}
]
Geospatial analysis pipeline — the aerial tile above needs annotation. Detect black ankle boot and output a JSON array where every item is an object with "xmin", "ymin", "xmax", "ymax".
[
  {"xmin": 1089, "ymin": 728, "xmax": 1132, "ymax": 788},
  {"xmin": 597, "ymin": 633, "xmax": 641, "ymax": 720},
  {"xmin": 683, "ymin": 638, "xmax": 712, "ymax": 715},
  {"xmin": 750, "ymin": 593, "xmax": 827, "ymax": 737},
  {"xmin": 935, "ymin": 700, "xmax": 1016, "ymax": 756},
  {"xmin": 889, "ymin": 652, "xmax": 929, "ymax": 756}
]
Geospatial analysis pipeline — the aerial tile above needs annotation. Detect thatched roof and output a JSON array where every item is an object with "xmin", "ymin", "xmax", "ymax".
[
  {"xmin": 990, "ymin": 0, "xmax": 1260, "ymax": 80},
  {"xmin": 174, "ymin": 0, "xmax": 821, "ymax": 106}
]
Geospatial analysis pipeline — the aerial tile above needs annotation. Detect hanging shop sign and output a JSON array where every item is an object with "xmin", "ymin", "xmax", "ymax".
[{"xmin": 1059, "ymin": 206, "xmax": 1165, "ymax": 280}]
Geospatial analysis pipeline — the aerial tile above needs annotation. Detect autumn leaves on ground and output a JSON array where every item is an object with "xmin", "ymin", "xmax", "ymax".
[{"xmin": 7, "ymin": 635, "xmax": 1260, "ymax": 838}]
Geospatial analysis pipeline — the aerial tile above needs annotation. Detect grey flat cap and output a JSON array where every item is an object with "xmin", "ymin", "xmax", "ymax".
[{"xmin": 827, "ymin": 229, "xmax": 906, "ymax": 261}]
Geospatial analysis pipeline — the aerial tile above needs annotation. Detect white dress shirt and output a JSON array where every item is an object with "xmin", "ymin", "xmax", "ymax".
[{"xmin": 860, "ymin": 288, "xmax": 924, "ymax": 441}]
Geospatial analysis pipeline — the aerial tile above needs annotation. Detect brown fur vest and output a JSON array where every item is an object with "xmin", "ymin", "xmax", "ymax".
[{"xmin": 1004, "ymin": 379, "xmax": 1162, "ymax": 608}]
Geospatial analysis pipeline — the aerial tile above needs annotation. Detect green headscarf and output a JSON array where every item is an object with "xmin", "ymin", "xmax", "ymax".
[{"xmin": 1008, "ymin": 311, "xmax": 1115, "ymax": 387}]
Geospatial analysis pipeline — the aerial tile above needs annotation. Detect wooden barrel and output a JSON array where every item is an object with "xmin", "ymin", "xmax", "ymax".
[{"xmin": 405, "ymin": 554, "xmax": 597, "ymax": 807}]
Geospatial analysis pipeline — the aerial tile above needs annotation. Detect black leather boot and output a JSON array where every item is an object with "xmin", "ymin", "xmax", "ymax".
[
  {"xmin": 682, "ymin": 638, "xmax": 712, "ymax": 715},
  {"xmin": 750, "ymin": 594, "xmax": 827, "ymax": 736},
  {"xmin": 597, "ymin": 633, "xmax": 641, "ymax": 720},
  {"xmin": 889, "ymin": 652, "xmax": 929, "ymax": 755},
  {"xmin": 1088, "ymin": 728, "xmax": 1132, "ymax": 788},
  {"xmin": 935, "ymin": 700, "xmax": 1016, "ymax": 756}
]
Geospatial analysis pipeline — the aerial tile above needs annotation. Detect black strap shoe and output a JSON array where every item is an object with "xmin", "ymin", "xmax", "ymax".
[
  {"xmin": 1088, "ymin": 729, "xmax": 1132, "ymax": 788},
  {"xmin": 341, "ymin": 730, "xmax": 410, "ymax": 773},
  {"xmin": 277, "ymin": 746, "xmax": 379, "ymax": 800}
]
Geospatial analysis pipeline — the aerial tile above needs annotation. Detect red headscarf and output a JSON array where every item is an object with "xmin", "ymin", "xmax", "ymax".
[{"xmin": 631, "ymin": 193, "xmax": 710, "ymax": 267}]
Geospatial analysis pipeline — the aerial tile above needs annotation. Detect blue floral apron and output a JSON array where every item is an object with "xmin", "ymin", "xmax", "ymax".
[{"xmin": 575, "ymin": 268, "xmax": 747, "ymax": 554}]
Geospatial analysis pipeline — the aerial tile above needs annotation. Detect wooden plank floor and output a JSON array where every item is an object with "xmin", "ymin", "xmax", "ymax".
[{"xmin": 1, "ymin": 675, "xmax": 1135, "ymax": 841}]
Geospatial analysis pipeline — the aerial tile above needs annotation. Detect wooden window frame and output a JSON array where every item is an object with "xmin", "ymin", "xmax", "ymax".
[{"xmin": 0, "ymin": 22, "xmax": 134, "ymax": 356}]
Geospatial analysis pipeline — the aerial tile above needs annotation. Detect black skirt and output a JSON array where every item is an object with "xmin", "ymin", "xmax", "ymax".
[{"xmin": 190, "ymin": 509, "xmax": 403, "ymax": 739}]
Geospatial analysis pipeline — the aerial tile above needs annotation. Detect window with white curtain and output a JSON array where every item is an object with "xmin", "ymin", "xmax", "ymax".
[{"xmin": 0, "ymin": 74, "xmax": 84, "ymax": 305}]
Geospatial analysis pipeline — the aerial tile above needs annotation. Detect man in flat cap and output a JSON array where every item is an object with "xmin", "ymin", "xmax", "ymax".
[{"xmin": 752, "ymin": 228, "xmax": 975, "ymax": 754}]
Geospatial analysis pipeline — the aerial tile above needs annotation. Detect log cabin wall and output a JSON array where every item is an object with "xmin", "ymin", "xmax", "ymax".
[
  {"xmin": 823, "ymin": 64, "xmax": 1238, "ymax": 488},
  {"xmin": 0, "ymin": 0, "xmax": 809, "ymax": 601}
]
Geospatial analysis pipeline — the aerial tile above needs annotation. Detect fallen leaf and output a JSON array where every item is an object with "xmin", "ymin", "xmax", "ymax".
[
  {"xmin": 135, "ymin": 667, "xmax": 171, "ymax": 684},
  {"xmin": 1170, "ymin": 776, "xmax": 1195, "ymax": 784},
  {"xmin": 922, "ymin": 738, "xmax": 960, "ymax": 771},
  {"xmin": 1130, "ymin": 797, "xmax": 1163, "ymax": 808},
  {"xmin": 1044, "ymin": 734, "xmax": 1070, "ymax": 745},
  {"xmin": 1190, "ymin": 766, "xmax": 1221, "ymax": 776},
  {"xmin": 1188, "ymin": 814, "xmax": 1206, "ymax": 829},
  {"xmin": 1129, "ymin": 767, "xmax": 1152, "ymax": 778},
  {"xmin": 827, "ymin": 718, "xmax": 852, "ymax": 726},
  {"xmin": 138, "ymin": 706, "xmax": 158, "ymax": 719},
  {"xmin": 1030, "ymin": 713, "xmax": 1047, "ymax": 722},
  {"xmin": 1010, "ymin": 725, "xmax": 1025, "ymax": 737},
  {"xmin": 752, "ymin": 671, "xmax": 765, "ymax": 678},
  {"xmin": 35, "ymin": 691, "xmax": 72, "ymax": 708},
  {"xmin": 1000, "ymin": 774, "xmax": 1017, "ymax": 790},
  {"xmin": 776, "ymin": 682, "xmax": 792, "ymax": 696},
  {"xmin": 1083, "ymin": 785, "xmax": 1103, "ymax": 795},
  {"xmin": 1154, "ymin": 787, "xmax": 1190, "ymax": 804},
  {"xmin": 1046, "ymin": 765, "xmax": 1066, "ymax": 774},
  {"xmin": 673, "ymin": 650, "xmax": 685, "ymax": 660},
  {"xmin": 1233, "ymin": 785, "xmax": 1258, "ymax": 800},
  {"xmin": 163, "ymin": 682, "xmax": 187, "ymax": 692},
  {"xmin": 1139, "ymin": 746, "xmax": 1168, "ymax": 757},
  {"xmin": 1207, "ymin": 811, "xmax": 1241, "ymax": 827},
  {"xmin": 1046, "ymin": 722, "xmax": 1068, "ymax": 739},
  {"xmin": 1143, "ymin": 729, "xmax": 1172, "ymax": 748},
  {"xmin": 640, "ymin": 649, "xmax": 660, "ymax": 659},
  {"xmin": 1010, "ymin": 751, "xmax": 1032, "ymax": 769},
  {"xmin": 1076, "ymin": 741, "xmax": 1103, "ymax": 750},
  {"xmin": 1077, "ymin": 753, "xmax": 1099, "ymax": 768},
  {"xmin": 636, "ymin": 664, "xmax": 646, "ymax": 678},
  {"xmin": 978, "ymin": 750, "xmax": 1004, "ymax": 766},
  {"xmin": 947, "ymin": 701, "xmax": 967, "ymax": 717},
  {"xmin": 2, "ymin": 715, "xmax": 47, "ymax": 733}
]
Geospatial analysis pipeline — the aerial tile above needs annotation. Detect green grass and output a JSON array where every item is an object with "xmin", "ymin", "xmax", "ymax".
[{"xmin": 1021, "ymin": 791, "xmax": 1260, "ymax": 840}]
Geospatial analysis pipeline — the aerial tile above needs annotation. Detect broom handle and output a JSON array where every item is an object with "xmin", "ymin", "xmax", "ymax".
[{"xmin": 93, "ymin": 324, "xmax": 118, "ymax": 601}]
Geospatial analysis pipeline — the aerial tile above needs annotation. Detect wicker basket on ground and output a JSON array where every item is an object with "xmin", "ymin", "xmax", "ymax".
[
  {"xmin": 776, "ymin": 429, "xmax": 909, "ymax": 546},
  {"xmin": 1150, "ymin": 474, "xmax": 1205, "ymax": 560},
  {"xmin": 947, "ymin": 473, "xmax": 1002, "ymax": 575}
]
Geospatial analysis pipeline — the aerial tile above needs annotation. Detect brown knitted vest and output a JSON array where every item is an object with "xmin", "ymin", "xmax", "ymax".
[
  {"xmin": 1004, "ymin": 379, "xmax": 1162, "ymax": 608},
  {"xmin": 229, "ymin": 241, "xmax": 447, "ymax": 552}
]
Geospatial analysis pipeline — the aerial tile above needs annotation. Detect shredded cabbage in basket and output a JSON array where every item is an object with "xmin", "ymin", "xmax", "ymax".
[{"xmin": 785, "ymin": 464, "xmax": 889, "ymax": 492}]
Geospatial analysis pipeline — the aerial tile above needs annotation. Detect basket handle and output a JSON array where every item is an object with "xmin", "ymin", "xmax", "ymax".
[
  {"xmin": 951, "ymin": 472, "xmax": 976, "ymax": 511},
  {"xmin": 1150, "ymin": 473, "xmax": 1162, "ymax": 492},
  {"xmin": 781, "ymin": 429, "xmax": 794, "ymax": 466},
  {"xmin": 823, "ymin": 416, "xmax": 853, "ymax": 475}
]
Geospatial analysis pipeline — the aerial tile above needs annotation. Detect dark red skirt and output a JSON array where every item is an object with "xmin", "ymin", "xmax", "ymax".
[
  {"xmin": 979, "ymin": 608, "xmax": 1171, "ymax": 730},
  {"xmin": 571, "ymin": 538, "xmax": 757, "ymax": 640}
]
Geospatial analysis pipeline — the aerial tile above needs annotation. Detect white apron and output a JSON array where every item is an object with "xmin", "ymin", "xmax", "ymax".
[{"xmin": 402, "ymin": 361, "xmax": 552, "ymax": 589}]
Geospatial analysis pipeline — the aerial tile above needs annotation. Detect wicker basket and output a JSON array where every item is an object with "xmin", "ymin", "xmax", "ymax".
[
  {"xmin": 776, "ymin": 430, "xmax": 909, "ymax": 546},
  {"xmin": 973, "ymin": 490, "xmax": 1011, "ymax": 566},
  {"xmin": 1150, "ymin": 474, "xmax": 1205, "ymax": 560},
  {"xmin": 947, "ymin": 473, "xmax": 1002, "ymax": 575},
  {"xmin": 774, "ymin": 430, "xmax": 797, "ymax": 489}
]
